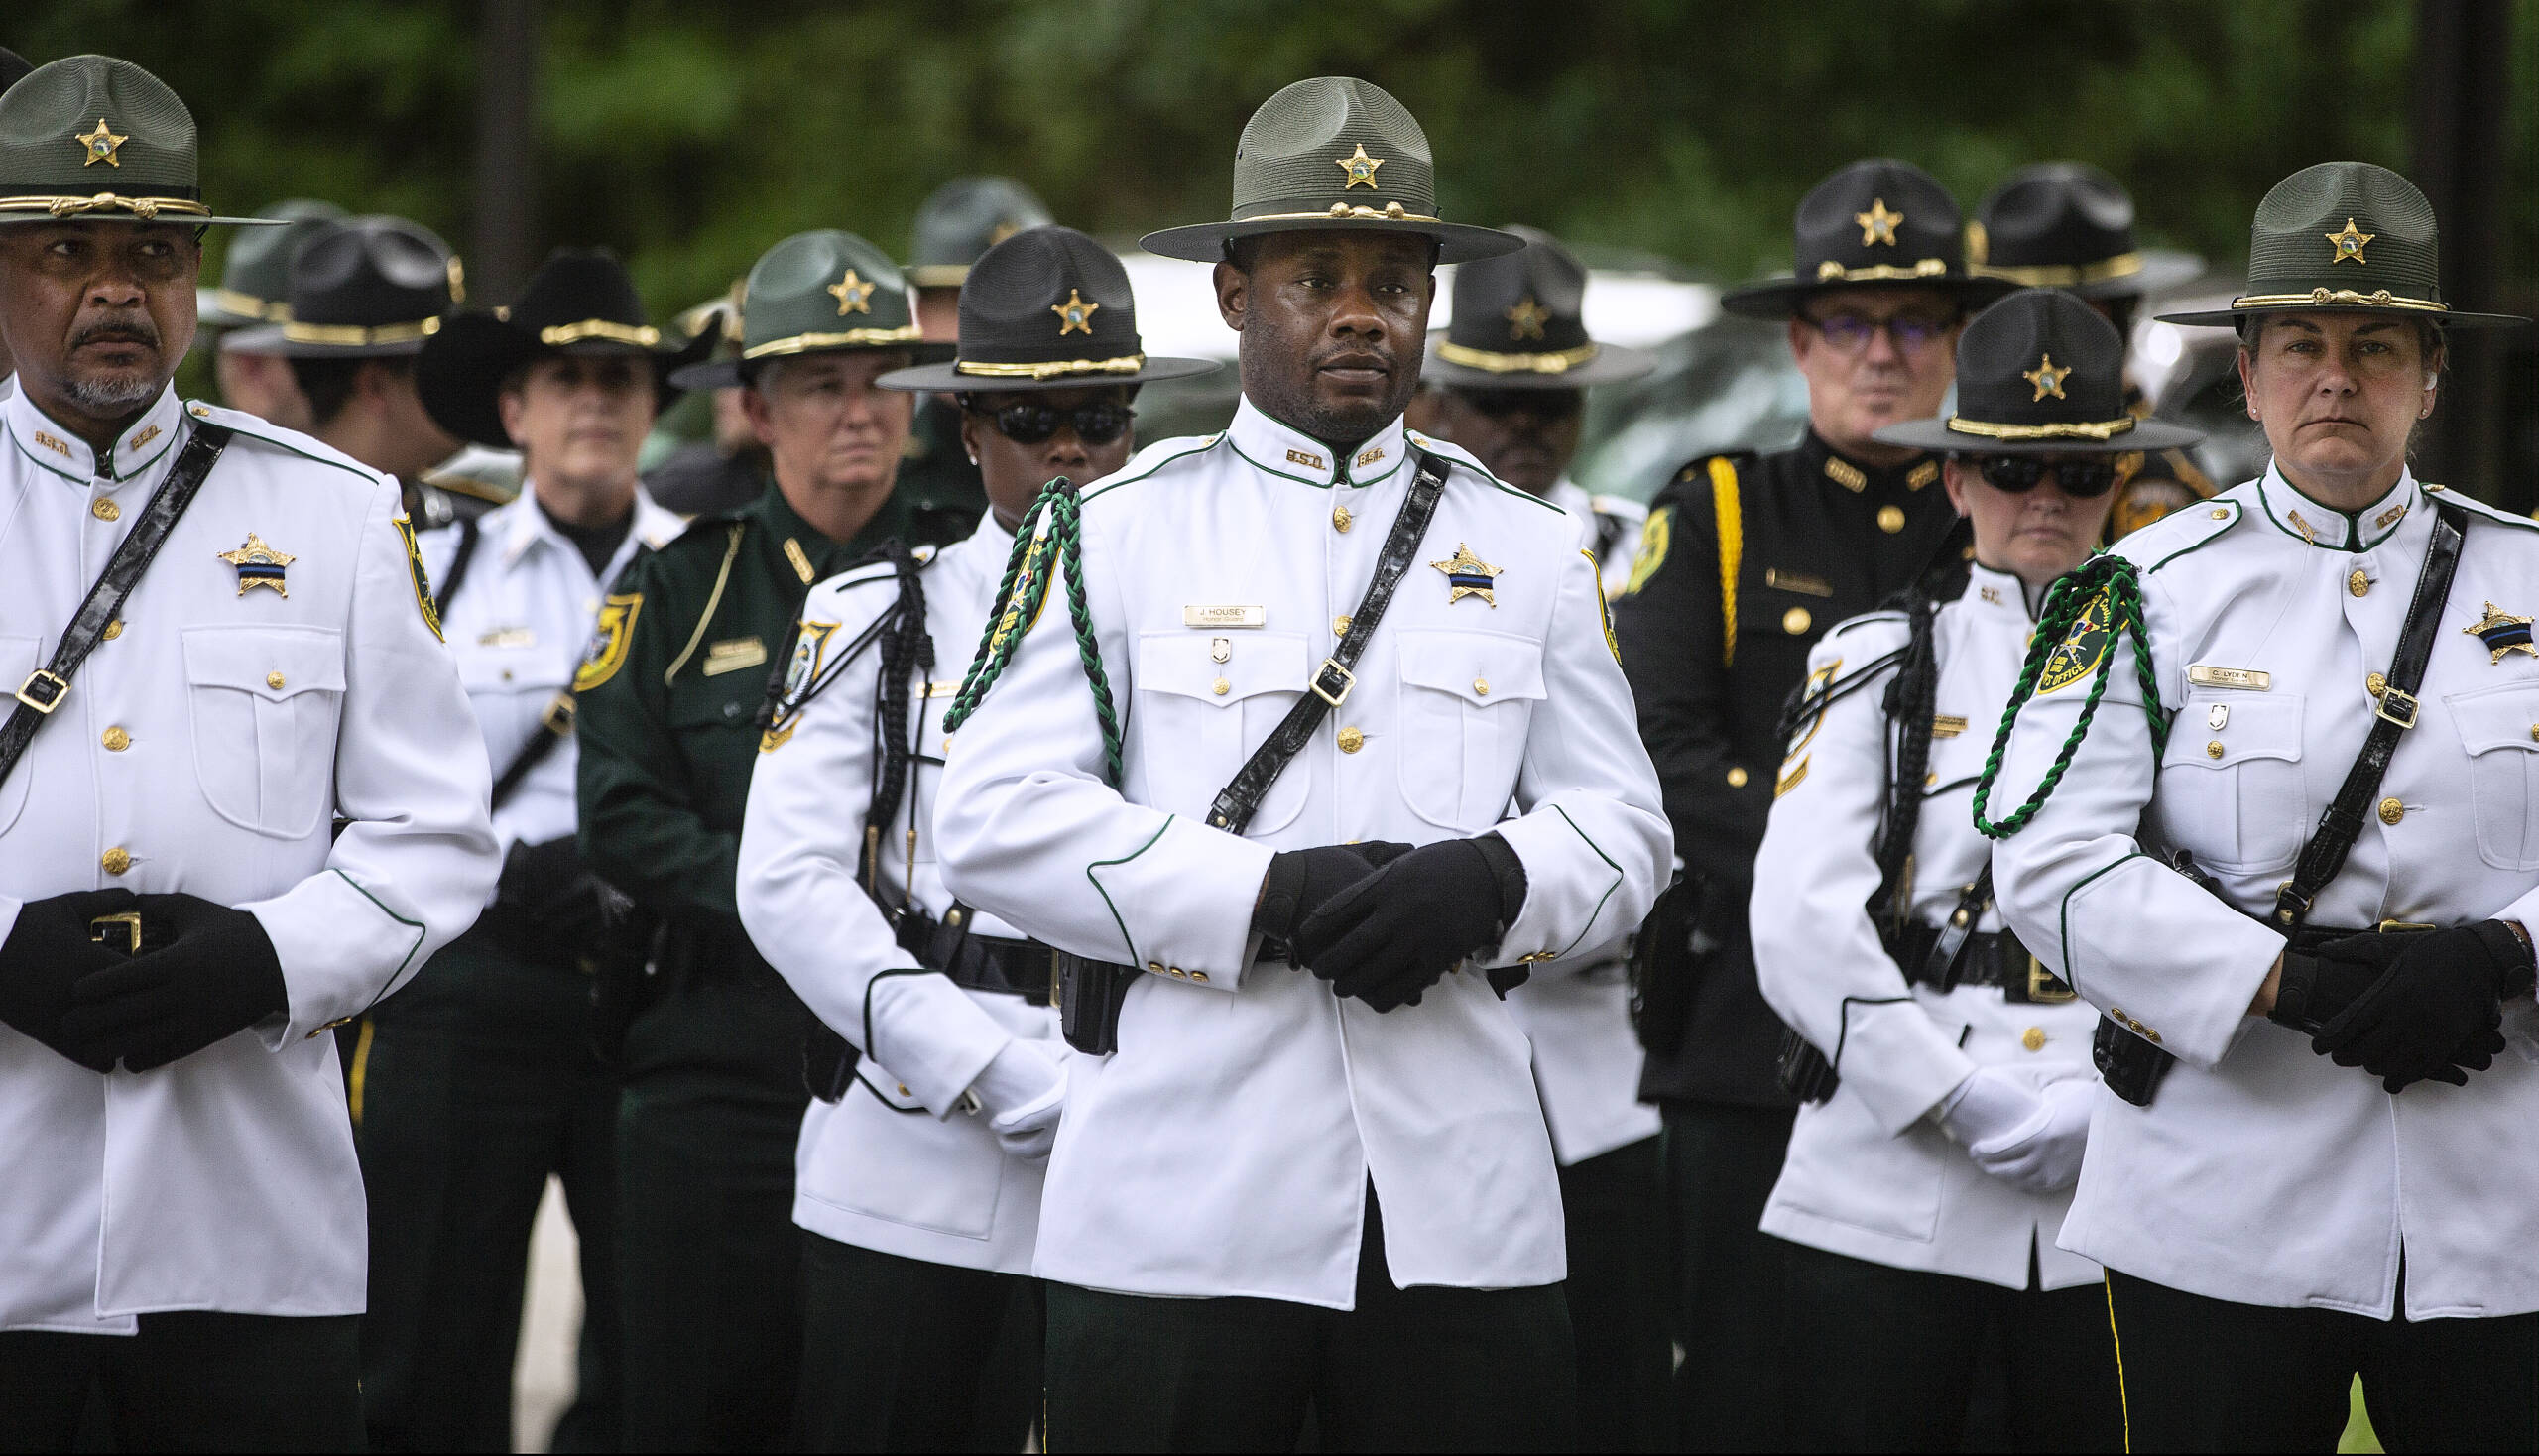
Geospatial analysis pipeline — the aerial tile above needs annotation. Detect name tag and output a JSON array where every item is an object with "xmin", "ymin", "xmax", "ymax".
[
  {"xmin": 703, "ymin": 637, "xmax": 768, "ymax": 675},
  {"xmin": 1182, "ymin": 605, "xmax": 1267, "ymax": 629},
  {"xmin": 922, "ymin": 681, "xmax": 961, "ymax": 698},
  {"xmin": 1930, "ymin": 714, "xmax": 1967, "ymax": 739},
  {"xmin": 1764, "ymin": 568, "xmax": 1833, "ymax": 598},
  {"xmin": 2186, "ymin": 664, "xmax": 2271, "ymax": 691},
  {"xmin": 476, "ymin": 626, "xmax": 536, "ymax": 649}
]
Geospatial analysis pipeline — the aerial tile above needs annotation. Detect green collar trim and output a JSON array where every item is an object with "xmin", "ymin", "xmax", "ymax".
[
  {"xmin": 2256, "ymin": 470, "xmax": 2414, "ymax": 552},
  {"xmin": 5, "ymin": 418, "xmax": 85, "ymax": 485},
  {"xmin": 1079, "ymin": 434, "xmax": 1225, "ymax": 508}
]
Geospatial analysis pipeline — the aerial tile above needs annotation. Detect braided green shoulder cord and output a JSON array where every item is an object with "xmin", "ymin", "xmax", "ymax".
[
  {"xmin": 1971, "ymin": 554, "xmax": 2168, "ymax": 840},
  {"xmin": 940, "ymin": 477, "xmax": 1126, "ymax": 788}
]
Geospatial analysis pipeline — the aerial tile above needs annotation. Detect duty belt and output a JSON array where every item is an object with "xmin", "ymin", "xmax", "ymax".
[
  {"xmin": 897, "ymin": 905, "xmax": 1057, "ymax": 1007},
  {"xmin": 1893, "ymin": 922, "xmax": 2076, "ymax": 1004}
]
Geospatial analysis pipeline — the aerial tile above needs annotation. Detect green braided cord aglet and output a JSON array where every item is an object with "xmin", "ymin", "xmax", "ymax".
[
  {"xmin": 1971, "ymin": 554, "xmax": 2166, "ymax": 840},
  {"xmin": 942, "ymin": 487, "xmax": 1058, "ymax": 732},
  {"xmin": 1053, "ymin": 493, "xmax": 1125, "ymax": 789},
  {"xmin": 937, "ymin": 477, "xmax": 1126, "ymax": 788}
]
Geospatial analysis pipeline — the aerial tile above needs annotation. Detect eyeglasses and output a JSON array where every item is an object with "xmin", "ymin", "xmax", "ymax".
[
  {"xmin": 967, "ymin": 398, "xmax": 1135, "ymax": 446},
  {"xmin": 1966, "ymin": 453, "xmax": 2122, "ymax": 498},
  {"xmin": 1453, "ymin": 388, "xmax": 1584, "ymax": 421},
  {"xmin": 1801, "ymin": 310, "xmax": 1956, "ymax": 357}
]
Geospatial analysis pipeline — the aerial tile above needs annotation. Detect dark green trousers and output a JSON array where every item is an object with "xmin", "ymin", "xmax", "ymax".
[
  {"xmin": 1662, "ymin": 1098, "xmax": 1796, "ymax": 1452},
  {"xmin": 0, "ymin": 1313, "xmax": 362, "ymax": 1452},
  {"xmin": 794, "ymin": 1233, "xmax": 1044, "ymax": 1453},
  {"xmin": 355, "ymin": 927, "xmax": 623, "ymax": 1453},
  {"xmin": 616, "ymin": 966, "xmax": 810, "ymax": 1453},
  {"xmin": 1778, "ymin": 1242, "xmax": 2122, "ymax": 1452},
  {"xmin": 1044, "ymin": 1188, "xmax": 1575, "ymax": 1452},
  {"xmin": 1559, "ymin": 1136, "xmax": 1672, "ymax": 1452}
]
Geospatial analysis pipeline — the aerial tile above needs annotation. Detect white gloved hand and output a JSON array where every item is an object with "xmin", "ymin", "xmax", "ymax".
[
  {"xmin": 970, "ymin": 1037, "xmax": 1068, "ymax": 1161},
  {"xmin": 1936, "ymin": 1064, "xmax": 2042, "ymax": 1147},
  {"xmin": 1965, "ymin": 1076, "xmax": 2096, "ymax": 1195}
]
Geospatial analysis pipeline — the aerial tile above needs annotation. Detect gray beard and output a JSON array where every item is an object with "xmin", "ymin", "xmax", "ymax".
[{"xmin": 60, "ymin": 371, "xmax": 162, "ymax": 415}]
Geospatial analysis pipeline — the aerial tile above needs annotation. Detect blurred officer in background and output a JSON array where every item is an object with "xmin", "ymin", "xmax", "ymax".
[
  {"xmin": 191, "ymin": 197, "xmax": 343, "ymax": 431},
  {"xmin": 896, "ymin": 176, "xmax": 1053, "ymax": 546}
]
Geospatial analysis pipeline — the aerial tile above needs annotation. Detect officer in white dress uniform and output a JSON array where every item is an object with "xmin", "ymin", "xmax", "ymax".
[
  {"xmin": 0, "ymin": 57, "xmax": 497, "ymax": 1450},
  {"xmin": 1406, "ymin": 224, "xmax": 1667, "ymax": 1450},
  {"xmin": 933, "ymin": 78, "xmax": 1670, "ymax": 1452},
  {"xmin": 1757, "ymin": 291, "xmax": 2192, "ymax": 1451},
  {"xmin": 739, "ymin": 225, "xmax": 1214, "ymax": 1451},
  {"xmin": 1983, "ymin": 163, "xmax": 2538, "ymax": 1450}
]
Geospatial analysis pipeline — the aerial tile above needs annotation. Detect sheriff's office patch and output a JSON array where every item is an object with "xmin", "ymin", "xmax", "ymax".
[
  {"xmin": 759, "ymin": 620, "xmax": 839, "ymax": 753},
  {"xmin": 1785, "ymin": 659, "xmax": 1841, "ymax": 761},
  {"xmin": 1583, "ymin": 548, "xmax": 1620, "ymax": 663},
  {"xmin": 391, "ymin": 515, "xmax": 442, "ymax": 641},
  {"xmin": 574, "ymin": 593, "xmax": 642, "ymax": 692},
  {"xmin": 988, "ymin": 535, "xmax": 1053, "ymax": 659},
  {"xmin": 1624, "ymin": 504, "xmax": 1672, "ymax": 596},
  {"xmin": 2037, "ymin": 588, "xmax": 2114, "ymax": 694}
]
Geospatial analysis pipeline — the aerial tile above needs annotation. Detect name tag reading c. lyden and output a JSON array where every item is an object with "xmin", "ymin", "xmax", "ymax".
[
  {"xmin": 1183, "ymin": 605, "xmax": 1267, "ymax": 629},
  {"xmin": 2186, "ymin": 665, "xmax": 2272, "ymax": 691}
]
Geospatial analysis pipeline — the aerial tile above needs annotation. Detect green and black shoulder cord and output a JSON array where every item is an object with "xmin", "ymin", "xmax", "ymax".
[
  {"xmin": 941, "ymin": 476, "xmax": 1124, "ymax": 788},
  {"xmin": 1971, "ymin": 552, "xmax": 2168, "ymax": 841}
]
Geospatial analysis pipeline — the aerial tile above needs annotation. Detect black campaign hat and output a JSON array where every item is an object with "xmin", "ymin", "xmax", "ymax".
[
  {"xmin": 1720, "ymin": 159, "xmax": 2013, "ymax": 320},
  {"xmin": 197, "ymin": 198, "xmax": 349, "ymax": 331},
  {"xmin": 1422, "ymin": 225, "xmax": 1654, "ymax": 390},
  {"xmin": 2158, "ymin": 161, "xmax": 2524, "ymax": 329},
  {"xmin": 1875, "ymin": 289, "xmax": 2204, "ymax": 455},
  {"xmin": 417, "ymin": 248, "xmax": 711, "ymax": 448},
  {"xmin": 879, "ymin": 226, "xmax": 1215, "ymax": 394},
  {"xmin": 222, "ymin": 216, "xmax": 461, "ymax": 358},
  {"xmin": 0, "ymin": 49, "xmax": 35, "ymax": 96},
  {"xmin": 1142, "ymin": 76, "xmax": 1520, "ymax": 267},
  {"xmin": 1970, "ymin": 162, "xmax": 2202, "ymax": 300}
]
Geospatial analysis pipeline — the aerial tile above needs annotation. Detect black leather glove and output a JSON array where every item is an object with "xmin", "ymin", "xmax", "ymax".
[
  {"xmin": 1290, "ymin": 834, "xmax": 1527, "ymax": 1013},
  {"xmin": 2266, "ymin": 944, "xmax": 2395, "ymax": 1036},
  {"xmin": 0, "ymin": 890, "xmax": 141, "ymax": 1072},
  {"xmin": 63, "ymin": 893, "xmax": 289, "ymax": 1073},
  {"xmin": 1253, "ymin": 842, "xmax": 1414, "ymax": 947},
  {"xmin": 2311, "ymin": 922, "xmax": 2529, "ymax": 1092},
  {"xmin": 491, "ymin": 836, "xmax": 609, "ymax": 962}
]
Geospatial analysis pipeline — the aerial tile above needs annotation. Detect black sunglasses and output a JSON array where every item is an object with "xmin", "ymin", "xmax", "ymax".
[
  {"xmin": 1454, "ymin": 388, "xmax": 1584, "ymax": 421},
  {"xmin": 967, "ymin": 398, "xmax": 1135, "ymax": 446},
  {"xmin": 1966, "ymin": 453, "xmax": 2121, "ymax": 499}
]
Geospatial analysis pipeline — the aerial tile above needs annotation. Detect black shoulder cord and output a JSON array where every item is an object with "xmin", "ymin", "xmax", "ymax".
[
  {"xmin": 1869, "ymin": 591, "xmax": 1943, "ymax": 945},
  {"xmin": 434, "ymin": 514, "xmax": 483, "ymax": 618}
]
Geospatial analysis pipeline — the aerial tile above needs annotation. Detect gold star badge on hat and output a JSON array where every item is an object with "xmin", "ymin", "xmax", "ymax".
[
  {"xmin": 1431, "ymin": 543, "xmax": 1502, "ymax": 607},
  {"xmin": 217, "ymin": 533, "xmax": 296, "ymax": 598},
  {"xmin": 2023, "ymin": 353, "xmax": 2071, "ymax": 402},
  {"xmin": 2464, "ymin": 601, "xmax": 2535, "ymax": 664},
  {"xmin": 1505, "ymin": 296, "xmax": 1551, "ymax": 341},
  {"xmin": 1856, "ymin": 198, "xmax": 1902, "ymax": 247},
  {"xmin": 1051, "ymin": 289, "xmax": 1099, "ymax": 336},
  {"xmin": 2326, "ymin": 218, "xmax": 2375, "ymax": 266},
  {"xmin": 826, "ymin": 270, "xmax": 876, "ymax": 315},
  {"xmin": 75, "ymin": 118, "xmax": 129, "ymax": 168},
  {"xmin": 1335, "ymin": 143, "xmax": 1385, "ymax": 190}
]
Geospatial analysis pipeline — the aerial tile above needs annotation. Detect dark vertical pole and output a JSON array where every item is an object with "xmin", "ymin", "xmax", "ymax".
[
  {"xmin": 2410, "ymin": 0, "xmax": 2510, "ymax": 501},
  {"xmin": 473, "ymin": 0, "xmax": 541, "ymax": 303}
]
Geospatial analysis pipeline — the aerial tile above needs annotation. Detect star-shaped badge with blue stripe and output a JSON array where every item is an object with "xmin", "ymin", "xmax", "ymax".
[
  {"xmin": 217, "ymin": 533, "xmax": 295, "ymax": 598},
  {"xmin": 2465, "ymin": 601, "xmax": 2535, "ymax": 664},
  {"xmin": 1431, "ymin": 543, "xmax": 1501, "ymax": 607}
]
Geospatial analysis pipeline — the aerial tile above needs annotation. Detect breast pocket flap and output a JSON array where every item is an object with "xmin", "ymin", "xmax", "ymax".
[
  {"xmin": 1135, "ymin": 631, "xmax": 1306, "ymax": 707},
  {"xmin": 2165, "ymin": 693, "xmax": 2303, "ymax": 770},
  {"xmin": 2449, "ymin": 684, "xmax": 2539, "ymax": 757},
  {"xmin": 1397, "ymin": 628, "xmax": 1546, "ymax": 707},
  {"xmin": 181, "ymin": 626, "xmax": 346, "ymax": 701}
]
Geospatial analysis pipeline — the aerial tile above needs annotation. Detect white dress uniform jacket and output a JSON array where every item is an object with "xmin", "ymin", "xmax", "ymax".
[
  {"xmin": 1753, "ymin": 566, "xmax": 2102, "ymax": 1290},
  {"xmin": 1549, "ymin": 478, "xmax": 1644, "ymax": 599},
  {"xmin": 0, "ymin": 388, "xmax": 498, "ymax": 1333},
  {"xmin": 1992, "ymin": 467, "xmax": 2539, "ymax": 1320},
  {"xmin": 419, "ymin": 488, "xmax": 681, "ymax": 859},
  {"xmin": 935, "ymin": 400, "xmax": 1671, "ymax": 1308},
  {"xmin": 739, "ymin": 513, "xmax": 1062, "ymax": 1274}
]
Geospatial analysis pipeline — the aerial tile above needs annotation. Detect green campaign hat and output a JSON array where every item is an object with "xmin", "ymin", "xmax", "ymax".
[
  {"xmin": 2158, "ymin": 161, "xmax": 2525, "ymax": 329},
  {"xmin": 879, "ymin": 225, "xmax": 1216, "ymax": 393},
  {"xmin": 0, "ymin": 55, "xmax": 282, "ymax": 227},
  {"xmin": 907, "ymin": 177, "xmax": 1054, "ymax": 289},
  {"xmin": 1423, "ymin": 224, "xmax": 1655, "ymax": 390},
  {"xmin": 1142, "ymin": 76, "xmax": 1520, "ymax": 266},
  {"xmin": 1969, "ymin": 163, "xmax": 2202, "ymax": 300},
  {"xmin": 1721, "ymin": 159, "xmax": 2013, "ymax": 319},
  {"xmin": 670, "ymin": 229, "xmax": 953, "ymax": 391},
  {"xmin": 1875, "ymin": 288, "xmax": 2203, "ymax": 455},
  {"xmin": 222, "ymin": 215, "xmax": 461, "ymax": 358},
  {"xmin": 197, "ymin": 198, "xmax": 350, "ymax": 330}
]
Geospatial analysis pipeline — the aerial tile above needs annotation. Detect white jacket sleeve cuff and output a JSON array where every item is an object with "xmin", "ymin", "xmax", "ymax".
[
  {"xmin": 864, "ymin": 971, "xmax": 1021, "ymax": 1117},
  {"xmin": 247, "ymin": 869, "xmax": 435, "ymax": 1045},
  {"xmin": 1085, "ymin": 816, "xmax": 1273, "ymax": 988}
]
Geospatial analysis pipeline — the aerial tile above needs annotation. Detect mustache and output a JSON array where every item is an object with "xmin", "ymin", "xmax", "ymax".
[{"xmin": 70, "ymin": 314, "xmax": 163, "ymax": 350}]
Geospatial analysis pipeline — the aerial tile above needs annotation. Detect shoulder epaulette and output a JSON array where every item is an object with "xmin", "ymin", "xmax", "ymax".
[
  {"xmin": 1404, "ymin": 431, "xmax": 1565, "ymax": 515},
  {"xmin": 1078, "ymin": 432, "xmax": 1224, "ymax": 506},
  {"xmin": 2124, "ymin": 495, "xmax": 2244, "ymax": 575},
  {"xmin": 419, "ymin": 468, "xmax": 515, "ymax": 507},
  {"xmin": 2423, "ymin": 482, "xmax": 2539, "ymax": 534},
  {"xmin": 181, "ymin": 399, "xmax": 387, "ymax": 488}
]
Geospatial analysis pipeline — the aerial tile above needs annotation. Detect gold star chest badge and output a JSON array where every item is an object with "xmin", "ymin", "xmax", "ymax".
[
  {"xmin": 1335, "ymin": 143, "xmax": 1385, "ymax": 190},
  {"xmin": 1431, "ymin": 543, "xmax": 1502, "ymax": 607},
  {"xmin": 76, "ymin": 118, "xmax": 129, "ymax": 167},
  {"xmin": 1051, "ymin": 289, "xmax": 1099, "ymax": 335},
  {"xmin": 1505, "ymin": 296, "xmax": 1551, "ymax": 341},
  {"xmin": 1856, "ymin": 198, "xmax": 1902, "ymax": 246},
  {"xmin": 2327, "ymin": 217, "xmax": 2375, "ymax": 266},
  {"xmin": 2023, "ymin": 353, "xmax": 2071, "ymax": 401},
  {"xmin": 2464, "ymin": 601, "xmax": 2535, "ymax": 664},
  {"xmin": 826, "ymin": 270, "xmax": 876, "ymax": 315},
  {"xmin": 217, "ymin": 533, "xmax": 296, "ymax": 598}
]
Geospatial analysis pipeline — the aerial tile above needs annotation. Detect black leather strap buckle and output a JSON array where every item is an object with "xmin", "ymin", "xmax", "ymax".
[
  {"xmin": 14, "ymin": 669, "xmax": 67, "ymax": 715},
  {"xmin": 2372, "ymin": 685, "xmax": 2419, "ymax": 730},
  {"xmin": 1310, "ymin": 658, "xmax": 1356, "ymax": 707}
]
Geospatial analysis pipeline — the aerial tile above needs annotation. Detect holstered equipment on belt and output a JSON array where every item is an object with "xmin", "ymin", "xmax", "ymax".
[
  {"xmin": 2097, "ymin": 500, "xmax": 2468, "ymax": 1106},
  {"xmin": 1058, "ymin": 448, "xmax": 1452, "ymax": 1055}
]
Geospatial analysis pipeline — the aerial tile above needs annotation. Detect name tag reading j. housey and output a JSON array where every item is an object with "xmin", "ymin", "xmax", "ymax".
[{"xmin": 1182, "ymin": 605, "xmax": 1267, "ymax": 629}]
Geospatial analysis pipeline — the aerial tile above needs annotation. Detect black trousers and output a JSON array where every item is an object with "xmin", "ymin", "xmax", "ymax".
[
  {"xmin": 2106, "ymin": 1268, "xmax": 2539, "ymax": 1452},
  {"xmin": 794, "ymin": 1234, "xmax": 1044, "ymax": 1453},
  {"xmin": 1777, "ymin": 1241, "xmax": 2123, "ymax": 1452},
  {"xmin": 355, "ymin": 930, "xmax": 622, "ymax": 1453},
  {"xmin": 616, "ymin": 968, "xmax": 811, "ymax": 1453},
  {"xmin": 1559, "ymin": 1136, "xmax": 1672, "ymax": 1451},
  {"xmin": 0, "ymin": 1312, "xmax": 362, "ymax": 1452},
  {"xmin": 1043, "ymin": 1188, "xmax": 1576, "ymax": 1452},
  {"xmin": 1662, "ymin": 1098, "xmax": 1796, "ymax": 1451}
]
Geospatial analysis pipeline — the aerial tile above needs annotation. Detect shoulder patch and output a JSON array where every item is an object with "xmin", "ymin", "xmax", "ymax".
[
  {"xmin": 2037, "ymin": 587, "xmax": 2115, "ymax": 693},
  {"xmin": 1582, "ymin": 547, "xmax": 1621, "ymax": 662},
  {"xmin": 392, "ymin": 514, "xmax": 444, "ymax": 642},
  {"xmin": 759, "ymin": 618, "xmax": 841, "ymax": 752},
  {"xmin": 1623, "ymin": 504, "xmax": 1672, "ymax": 595},
  {"xmin": 574, "ymin": 592, "xmax": 643, "ymax": 691}
]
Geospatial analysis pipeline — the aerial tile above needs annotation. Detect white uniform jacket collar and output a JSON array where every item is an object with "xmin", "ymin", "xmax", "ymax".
[
  {"xmin": 4, "ymin": 382, "xmax": 186, "ymax": 486},
  {"xmin": 489, "ymin": 482, "xmax": 684, "ymax": 577},
  {"xmin": 2252, "ymin": 463, "xmax": 2421, "ymax": 552},
  {"xmin": 1962, "ymin": 561, "xmax": 2037, "ymax": 622},
  {"xmin": 1223, "ymin": 395, "xmax": 1411, "ymax": 491}
]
